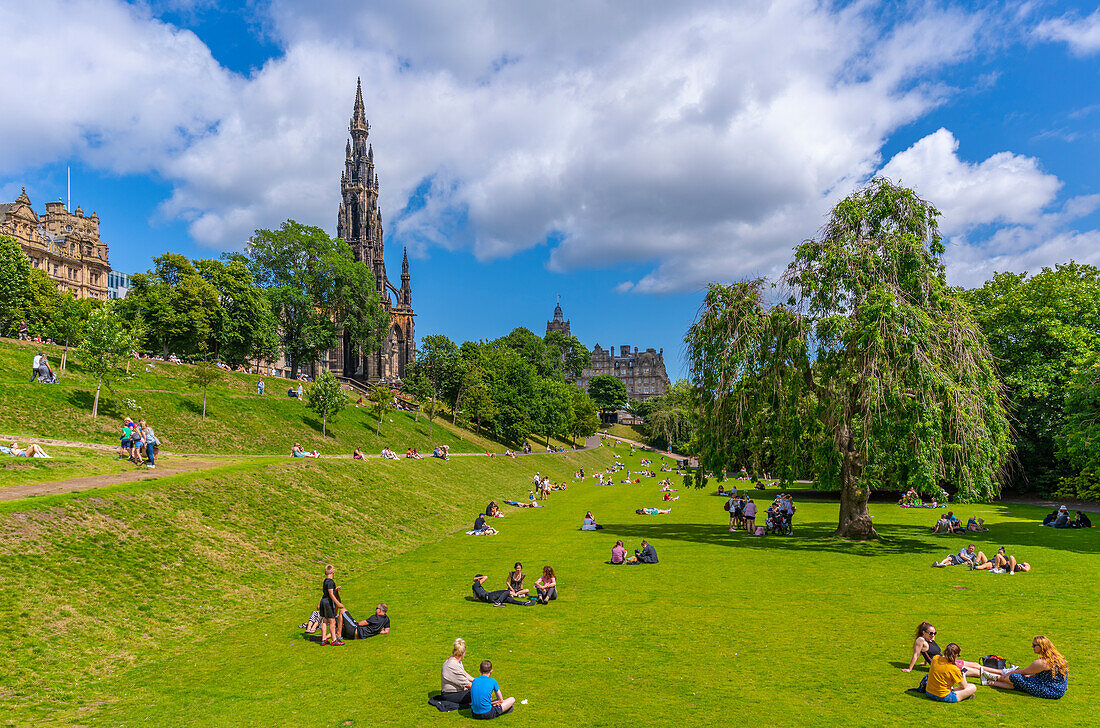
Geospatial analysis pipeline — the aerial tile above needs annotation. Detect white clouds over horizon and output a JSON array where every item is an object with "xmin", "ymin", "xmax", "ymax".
[
  {"xmin": 1035, "ymin": 9, "xmax": 1100, "ymax": 56},
  {"xmin": 0, "ymin": 0, "xmax": 1097, "ymax": 294}
]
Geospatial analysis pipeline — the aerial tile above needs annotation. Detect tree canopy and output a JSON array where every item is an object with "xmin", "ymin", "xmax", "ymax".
[
  {"xmin": 686, "ymin": 179, "xmax": 1011, "ymax": 538},
  {"xmin": 587, "ymin": 374, "xmax": 627, "ymax": 413}
]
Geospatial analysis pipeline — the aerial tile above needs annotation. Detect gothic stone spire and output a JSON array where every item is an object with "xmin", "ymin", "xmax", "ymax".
[{"xmin": 350, "ymin": 77, "xmax": 369, "ymax": 137}]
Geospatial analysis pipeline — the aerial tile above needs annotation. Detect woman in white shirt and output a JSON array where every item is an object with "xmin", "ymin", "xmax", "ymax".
[{"xmin": 440, "ymin": 638, "xmax": 476, "ymax": 706}]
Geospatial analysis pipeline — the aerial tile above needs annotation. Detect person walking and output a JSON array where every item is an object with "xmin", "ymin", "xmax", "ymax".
[
  {"xmin": 30, "ymin": 352, "xmax": 41, "ymax": 383},
  {"xmin": 18, "ymin": 321, "xmax": 29, "ymax": 340},
  {"xmin": 257, "ymin": 379, "xmax": 265, "ymax": 395},
  {"xmin": 140, "ymin": 420, "xmax": 159, "ymax": 469}
]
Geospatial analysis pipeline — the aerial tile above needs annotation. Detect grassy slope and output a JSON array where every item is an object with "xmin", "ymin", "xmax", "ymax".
[
  {"xmin": 0, "ymin": 337, "xmax": 509, "ymax": 455},
  {"xmin": 602, "ymin": 423, "xmax": 647, "ymax": 442},
  {"xmin": 0, "ymin": 448, "xmax": 606, "ymax": 726},
  {"xmin": 0, "ymin": 446, "xmax": 140, "ymax": 488},
  {"xmin": 2, "ymin": 441, "xmax": 1097, "ymax": 727}
]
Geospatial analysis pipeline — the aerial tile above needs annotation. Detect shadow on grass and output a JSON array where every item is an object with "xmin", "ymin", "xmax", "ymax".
[
  {"xmin": 65, "ymin": 389, "xmax": 121, "ymax": 419},
  {"xmin": 599, "ymin": 520, "xmax": 931, "ymax": 556},
  {"xmin": 178, "ymin": 399, "xmax": 204, "ymax": 416},
  {"xmin": 884, "ymin": 522, "xmax": 1100, "ymax": 556}
]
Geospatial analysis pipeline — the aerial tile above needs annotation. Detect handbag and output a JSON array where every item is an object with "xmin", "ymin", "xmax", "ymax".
[{"xmin": 980, "ymin": 655, "xmax": 1007, "ymax": 670}]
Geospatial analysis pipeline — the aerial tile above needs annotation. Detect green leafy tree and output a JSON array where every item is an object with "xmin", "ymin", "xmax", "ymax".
[
  {"xmin": 46, "ymin": 294, "xmax": 99, "ymax": 372},
  {"xmin": 305, "ymin": 368, "xmax": 349, "ymax": 437},
  {"xmin": 532, "ymin": 378, "xmax": 576, "ymax": 447},
  {"xmin": 966, "ymin": 263, "xmax": 1100, "ymax": 493},
  {"xmin": 369, "ymin": 382, "xmax": 392, "ymax": 436},
  {"xmin": 568, "ymin": 388, "xmax": 601, "ymax": 447},
  {"xmin": 587, "ymin": 374, "xmax": 627, "ymax": 414},
  {"xmin": 195, "ymin": 257, "xmax": 280, "ymax": 366},
  {"xmin": 482, "ymin": 344, "xmax": 536, "ymax": 445},
  {"xmin": 247, "ymin": 221, "xmax": 388, "ymax": 378},
  {"xmin": 686, "ymin": 179, "xmax": 1011, "ymax": 539},
  {"xmin": 543, "ymin": 331, "xmax": 591, "ymax": 379},
  {"xmin": 1055, "ymin": 353, "xmax": 1100, "ymax": 500},
  {"xmin": 123, "ymin": 254, "xmax": 221, "ymax": 357},
  {"xmin": 0, "ymin": 235, "xmax": 33, "ymax": 335},
  {"xmin": 79, "ymin": 303, "xmax": 138, "ymax": 418},
  {"xmin": 187, "ymin": 356, "xmax": 224, "ymax": 421},
  {"xmin": 402, "ymin": 367, "xmax": 432, "ymax": 425},
  {"xmin": 641, "ymin": 380, "xmax": 698, "ymax": 452},
  {"xmin": 462, "ymin": 366, "xmax": 497, "ymax": 436}
]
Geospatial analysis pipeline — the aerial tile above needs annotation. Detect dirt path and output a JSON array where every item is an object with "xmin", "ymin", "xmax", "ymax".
[
  {"xmin": 0, "ymin": 458, "xmax": 229, "ymax": 502},
  {"xmin": 0, "ymin": 435, "xmax": 603, "ymax": 501}
]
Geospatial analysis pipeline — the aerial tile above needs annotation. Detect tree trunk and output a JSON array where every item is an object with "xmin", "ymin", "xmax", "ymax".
[
  {"xmin": 376, "ymin": 407, "xmax": 383, "ymax": 436},
  {"xmin": 61, "ymin": 337, "xmax": 69, "ymax": 372},
  {"xmin": 202, "ymin": 384, "xmax": 208, "ymax": 421},
  {"xmin": 92, "ymin": 373, "xmax": 103, "ymax": 417},
  {"xmin": 323, "ymin": 413, "xmax": 327, "ymax": 437},
  {"xmin": 834, "ymin": 441, "xmax": 877, "ymax": 539}
]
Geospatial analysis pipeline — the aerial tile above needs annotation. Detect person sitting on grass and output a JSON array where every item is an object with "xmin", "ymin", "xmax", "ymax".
[
  {"xmin": 440, "ymin": 638, "xmax": 477, "ymax": 707},
  {"xmin": 581, "ymin": 511, "xmax": 603, "ymax": 530},
  {"xmin": 7, "ymin": 442, "xmax": 50, "ymax": 458},
  {"xmin": 534, "ymin": 565, "xmax": 557, "ymax": 604},
  {"xmin": 319, "ymin": 564, "xmax": 345, "ymax": 646},
  {"xmin": 291, "ymin": 443, "xmax": 307, "ymax": 458},
  {"xmin": 1050, "ymin": 505, "xmax": 1072, "ymax": 528},
  {"xmin": 1074, "ymin": 511, "xmax": 1092, "ymax": 528},
  {"xmin": 471, "ymin": 574, "xmax": 528, "ymax": 606},
  {"xmin": 470, "ymin": 660, "xmax": 516, "ymax": 720},
  {"xmin": 626, "ymin": 539, "xmax": 659, "ymax": 564},
  {"xmin": 611, "ymin": 539, "xmax": 627, "ymax": 564},
  {"xmin": 506, "ymin": 562, "xmax": 528, "ymax": 598},
  {"xmin": 902, "ymin": 622, "xmax": 986, "ymax": 673},
  {"xmin": 485, "ymin": 501, "xmax": 501, "ymax": 518},
  {"xmin": 931, "ymin": 513, "xmax": 951, "ymax": 533},
  {"xmin": 1042, "ymin": 509, "xmax": 1058, "ymax": 526},
  {"xmin": 965, "ymin": 516, "xmax": 988, "ymax": 532},
  {"xmin": 353, "ymin": 447, "xmax": 365, "ymax": 460},
  {"xmin": 932, "ymin": 544, "xmax": 987, "ymax": 569},
  {"xmin": 340, "ymin": 603, "xmax": 390, "ymax": 640},
  {"xmin": 471, "ymin": 513, "xmax": 498, "ymax": 535},
  {"xmin": 916, "ymin": 642, "xmax": 977, "ymax": 702},
  {"xmin": 980, "ymin": 636, "xmax": 1068, "ymax": 699},
  {"xmin": 662, "ymin": 492, "xmax": 679, "ymax": 501}
]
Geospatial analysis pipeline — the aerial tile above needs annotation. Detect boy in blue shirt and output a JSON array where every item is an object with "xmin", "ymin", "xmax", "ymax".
[{"xmin": 469, "ymin": 660, "xmax": 515, "ymax": 720}]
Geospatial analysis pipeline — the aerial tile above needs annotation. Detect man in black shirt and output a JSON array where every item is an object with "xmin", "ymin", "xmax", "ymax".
[
  {"xmin": 342, "ymin": 603, "xmax": 391, "ymax": 640},
  {"xmin": 471, "ymin": 575, "xmax": 528, "ymax": 606}
]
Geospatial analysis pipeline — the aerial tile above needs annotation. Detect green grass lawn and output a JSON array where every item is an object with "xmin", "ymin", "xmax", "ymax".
[
  {"xmin": 0, "ymin": 337, "xmax": 513, "ymax": 455},
  {"xmin": 1, "ymin": 439, "xmax": 1095, "ymax": 727},
  {"xmin": 0, "ymin": 445, "xmax": 141, "ymax": 488},
  {"xmin": 602, "ymin": 423, "xmax": 648, "ymax": 442}
]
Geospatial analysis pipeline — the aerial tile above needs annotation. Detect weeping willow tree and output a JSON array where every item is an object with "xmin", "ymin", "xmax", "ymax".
[{"xmin": 686, "ymin": 179, "xmax": 1011, "ymax": 538}]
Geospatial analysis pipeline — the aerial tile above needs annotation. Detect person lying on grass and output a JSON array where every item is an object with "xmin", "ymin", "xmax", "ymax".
[
  {"xmin": 319, "ymin": 564, "xmax": 345, "ymax": 646},
  {"xmin": 636, "ymin": 507, "xmax": 671, "ymax": 515},
  {"xmin": 581, "ymin": 512, "xmax": 603, "ymax": 530},
  {"xmin": 534, "ymin": 566, "xmax": 557, "ymax": 604},
  {"xmin": 972, "ymin": 547, "xmax": 1031, "ymax": 573},
  {"xmin": 471, "ymin": 574, "xmax": 528, "ymax": 606},
  {"xmin": 915, "ymin": 642, "xmax": 977, "ymax": 702},
  {"xmin": 471, "ymin": 660, "xmax": 516, "ymax": 720},
  {"xmin": 440, "ymin": 638, "xmax": 477, "ymax": 706},
  {"xmin": 932, "ymin": 544, "xmax": 989, "ymax": 569},
  {"xmin": 903, "ymin": 622, "xmax": 986, "ymax": 674},
  {"xmin": 340, "ymin": 603, "xmax": 390, "ymax": 640},
  {"xmin": 980, "ymin": 636, "xmax": 1068, "ymax": 699},
  {"xmin": 6, "ymin": 442, "xmax": 50, "ymax": 458},
  {"xmin": 506, "ymin": 563, "xmax": 528, "ymax": 598}
]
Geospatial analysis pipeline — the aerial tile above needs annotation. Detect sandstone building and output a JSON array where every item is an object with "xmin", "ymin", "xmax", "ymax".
[
  {"xmin": 578, "ymin": 344, "xmax": 671, "ymax": 402},
  {"xmin": 0, "ymin": 188, "xmax": 111, "ymax": 300},
  {"xmin": 546, "ymin": 300, "xmax": 571, "ymax": 337}
]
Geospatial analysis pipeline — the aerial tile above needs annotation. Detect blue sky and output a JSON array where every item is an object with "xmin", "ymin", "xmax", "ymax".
[{"xmin": 3, "ymin": 1, "xmax": 1099, "ymax": 381}]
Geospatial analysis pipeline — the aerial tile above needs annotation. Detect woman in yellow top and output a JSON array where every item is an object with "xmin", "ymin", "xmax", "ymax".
[{"xmin": 920, "ymin": 643, "xmax": 977, "ymax": 702}]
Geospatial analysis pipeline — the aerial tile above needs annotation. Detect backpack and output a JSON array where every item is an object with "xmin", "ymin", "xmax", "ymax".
[{"xmin": 724, "ymin": 499, "xmax": 733, "ymax": 512}]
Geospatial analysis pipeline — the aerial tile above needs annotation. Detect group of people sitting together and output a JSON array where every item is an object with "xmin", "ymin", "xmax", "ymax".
[
  {"xmin": 1042, "ymin": 505, "xmax": 1092, "ymax": 528},
  {"xmin": 470, "ymin": 503, "xmax": 503, "ymax": 535},
  {"xmin": 119, "ymin": 417, "xmax": 160, "ymax": 468},
  {"xmin": 897, "ymin": 487, "xmax": 948, "ymax": 508},
  {"xmin": 610, "ymin": 538, "xmax": 658, "ymax": 564},
  {"xmin": 304, "ymin": 564, "xmax": 391, "ymax": 646},
  {"xmin": 290, "ymin": 443, "xmax": 321, "ymax": 458},
  {"xmin": 434, "ymin": 639, "xmax": 516, "ymax": 719},
  {"xmin": 471, "ymin": 563, "xmax": 557, "ymax": 606},
  {"xmin": 930, "ymin": 511, "xmax": 988, "ymax": 534},
  {"xmin": 904, "ymin": 622, "xmax": 1068, "ymax": 701},
  {"xmin": 932, "ymin": 544, "xmax": 1031, "ymax": 573}
]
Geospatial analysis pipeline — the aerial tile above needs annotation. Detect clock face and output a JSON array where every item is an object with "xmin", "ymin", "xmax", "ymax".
[{"xmin": 66, "ymin": 225, "xmax": 72, "ymax": 231}]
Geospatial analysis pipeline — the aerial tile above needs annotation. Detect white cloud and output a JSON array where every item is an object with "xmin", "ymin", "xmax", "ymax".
[
  {"xmin": 9, "ymin": 0, "xmax": 1081, "ymax": 295},
  {"xmin": 1035, "ymin": 9, "xmax": 1100, "ymax": 56},
  {"xmin": 878, "ymin": 128, "xmax": 1062, "ymax": 231}
]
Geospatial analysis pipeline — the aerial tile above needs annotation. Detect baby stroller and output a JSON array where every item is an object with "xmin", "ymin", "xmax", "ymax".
[{"xmin": 765, "ymin": 508, "xmax": 793, "ymax": 536}]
